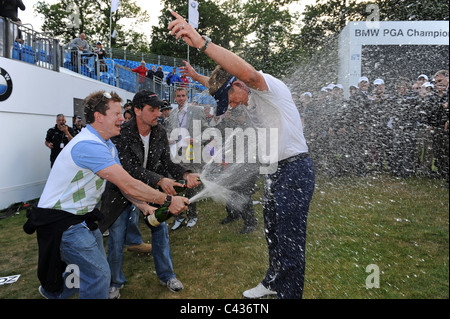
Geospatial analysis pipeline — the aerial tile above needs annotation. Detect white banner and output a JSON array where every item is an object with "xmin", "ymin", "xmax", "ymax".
[
  {"xmin": 189, "ymin": 0, "xmax": 199, "ymax": 29},
  {"xmin": 111, "ymin": 0, "xmax": 120, "ymax": 13}
]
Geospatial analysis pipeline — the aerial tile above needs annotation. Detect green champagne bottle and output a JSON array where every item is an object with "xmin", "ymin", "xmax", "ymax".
[
  {"xmin": 173, "ymin": 180, "xmax": 187, "ymax": 194},
  {"xmin": 143, "ymin": 206, "xmax": 173, "ymax": 227}
]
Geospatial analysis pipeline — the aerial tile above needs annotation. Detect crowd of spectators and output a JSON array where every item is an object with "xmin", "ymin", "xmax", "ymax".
[{"xmin": 298, "ymin": 70, "xmax": 449, "ymax": 186}]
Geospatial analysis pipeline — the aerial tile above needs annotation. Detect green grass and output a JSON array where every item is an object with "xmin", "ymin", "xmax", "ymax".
[{"xmin": 0, "ymin": 176, "xmax": 448, "ymax": 299}]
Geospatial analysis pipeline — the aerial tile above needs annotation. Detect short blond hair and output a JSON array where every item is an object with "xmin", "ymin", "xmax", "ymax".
[{"xmin": 208, "ymin": 65, "xmax": 232, "ymax": 95}]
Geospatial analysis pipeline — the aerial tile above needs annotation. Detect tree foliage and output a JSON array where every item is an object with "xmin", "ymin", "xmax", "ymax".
[{"xmin": 35, "ymin": 0, "xmax": 150, "ymax": 50}]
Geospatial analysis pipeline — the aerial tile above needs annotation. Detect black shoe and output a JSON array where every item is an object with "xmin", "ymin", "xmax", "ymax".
[
  {"xmin": 240, "ymin": 223, "xmax": 257, "ymax": 234},
  {"xmin": 221, "ymin": 215, "xmax": 240, "ymax": 225}
]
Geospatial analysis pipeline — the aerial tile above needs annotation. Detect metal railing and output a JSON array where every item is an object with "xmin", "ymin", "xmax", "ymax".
[
  {"xmin": 1, "ymin": 16, "xmax": 214, "ymax": 105},
  {"xmin": 1, "ymin": 17, "xmax": 59, "ymax": 71}
]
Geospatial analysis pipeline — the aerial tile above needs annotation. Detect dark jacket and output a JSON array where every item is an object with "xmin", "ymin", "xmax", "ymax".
[
  {"xmin": 0, "ymin": 0, "xmax": 25, "ymax": 22},
  {"xmin": 99, "ymin": 119, "xmax": 189, "ymax": 232}
]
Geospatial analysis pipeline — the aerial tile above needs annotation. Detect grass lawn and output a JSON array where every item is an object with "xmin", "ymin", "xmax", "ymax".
[{"xmin": 0, "ymin": 175, "xmax": 448, "ymax": 299}]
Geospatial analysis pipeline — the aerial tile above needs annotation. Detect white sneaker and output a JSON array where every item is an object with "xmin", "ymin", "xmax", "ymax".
[
  {"xmin": 171, "ymin": 218, "xmax": 185, "ymax": 231},
  {"xmin": 160, "ymin": 277, "xmax": 184, "ymax": 293},
  {"xmin": 243, "ymin": 283, "xmax": 277, "ymax": 299},
  {"xmin": 108, "ymin": 285, "xmax": 123, "ymax": 299},
  {"xmin": 186, "ymin": 217, "xmax": 198, "ymax": 228}
]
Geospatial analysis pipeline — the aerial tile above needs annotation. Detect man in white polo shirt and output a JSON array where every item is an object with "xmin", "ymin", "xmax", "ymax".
[
  {"xmin": 168, "ymin": 11, "xmax": 315, "ymax": 299},
  {"xmin": 25, "ymin": 91, "xmax": 189, "ymax": 299}
]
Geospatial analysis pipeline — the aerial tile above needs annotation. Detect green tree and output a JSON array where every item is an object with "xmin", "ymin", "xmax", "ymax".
[
  {"xmin": 34, "ymin": 0, "xmax": 150, "ymax": 50},
  {"xmin": 236, "ymin": 0, "xmax": 304, "ymax": 75},
  {"xmin": 150, "ymin": 0, "xmax": 236, "ymax": 70}
]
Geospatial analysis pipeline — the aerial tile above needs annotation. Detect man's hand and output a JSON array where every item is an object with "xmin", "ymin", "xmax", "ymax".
[
  {"xmin": 157, "ymin": 178, "xmax": 184, "ymax": 196},
  {"xmin": 137, "ymin": 202, "xmax": 158, "ymax": 216},
  {"xmin": 168, "ymin": 11, "xmax": 204, "ymax": 49},
  {"xmin": 184, "ymin": 173, "xmax": 201, "ymax": 189},
  {"xmin": 180, "ymin": 60, "xmax": 197, "ymax": 78},
  {"xmin": 169, "ymin": 196, "xmax": 190, "ymax": 215}
]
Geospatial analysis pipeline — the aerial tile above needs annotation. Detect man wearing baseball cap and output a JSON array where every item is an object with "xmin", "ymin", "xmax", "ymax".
[{"xmin": 100, "ymin": 90, "xmax": 201, "ymax": 297}]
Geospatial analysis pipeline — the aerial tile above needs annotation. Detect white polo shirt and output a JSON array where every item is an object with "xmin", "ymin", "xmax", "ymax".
[{"xmin": 247, "ymin": 72, "xmax": 308, "ymax": 163}]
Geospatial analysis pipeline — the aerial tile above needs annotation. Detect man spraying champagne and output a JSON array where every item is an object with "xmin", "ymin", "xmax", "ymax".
[{"xmin": 168, "ymin": 11, "xmax": 315, "ymax": 299}]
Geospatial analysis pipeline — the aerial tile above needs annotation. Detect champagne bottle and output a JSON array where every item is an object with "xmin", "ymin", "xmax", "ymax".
[
  {"xmin": 143, "ymin": 206, "xmax": 173, "ymax": 227},
  {"xmin": 173, "ymin": 180, "xmax": 187, "ymax": 194}
]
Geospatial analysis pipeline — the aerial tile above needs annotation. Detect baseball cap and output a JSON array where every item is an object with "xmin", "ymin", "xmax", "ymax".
[
  {"xmin": 212, "ymin": 75, "xmax": 236, "ymax": 116},
  {"xmin": 160, "ymin": 100, "xmax": 172, "ymax": 111},
  {"xmin": 359, "ymin": 76, "xmax": 369, "ymax": 83},
  {"xmin": 373, "ymin": 79, "xmax": 385, "ymax": 86},
  {"xmin": 132, "ymin": 90, "xmax": 165, "ymax": 108},
  {"xmin": 418, "ymin": 74, "xmax": 429, "ymax": 81}
]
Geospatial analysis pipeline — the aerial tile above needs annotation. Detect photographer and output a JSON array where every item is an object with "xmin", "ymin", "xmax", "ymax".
[{"xmin": 44, "ymin": 114, "xmax": 75, "ymax": 167}]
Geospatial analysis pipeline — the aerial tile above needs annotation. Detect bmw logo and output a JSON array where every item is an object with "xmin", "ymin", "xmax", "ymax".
[{"xmin": 0, "ymin": 68, "xmax": 13, "ymax": 102}]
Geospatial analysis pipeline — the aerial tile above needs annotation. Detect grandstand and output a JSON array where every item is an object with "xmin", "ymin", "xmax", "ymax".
[
  {"xmin": 0, "ymin": 17, "xmax": 216, "ymax": 210},
  {"xmin": 5, "ymin": 18, "xmax": 216, "ymax": 106}
]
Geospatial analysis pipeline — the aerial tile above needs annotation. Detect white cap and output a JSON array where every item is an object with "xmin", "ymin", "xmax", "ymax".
[
  {"xmin": 418, "ymin": 74, "xmax": 429, "ymax": 81},
  {"xmin": 374, "ymin": 79, "xmax": 385, "ymax": 86},
  {"xmin": 335, "ymin": 84, "xmax": 344, "ymax": 90},
  {"xmin": 303, "ymin": 92, "xmax": 312, "ymax": 97},
  {"xmin": 327, "ymin": 83, "xmax": 335, "ymax": 90},
  {"xmin": 422, "ymin": 82, "xmax": 434, "ymax": 88},
  {"xmin": 321, "ymin": 87, "xmax": 329, "ymax": 92},
  {"xmin": 358, "ymin": 76, "xmax": 369, "ymax": 83}
]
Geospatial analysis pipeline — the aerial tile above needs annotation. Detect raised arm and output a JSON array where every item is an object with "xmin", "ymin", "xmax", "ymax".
[
  {"xmin": 180, "ymin": 60, "xmax": 210, "ymax": 88},
  {"xmin": 168, "ymin": 11, "xmax": 268, "ymax": 92}
]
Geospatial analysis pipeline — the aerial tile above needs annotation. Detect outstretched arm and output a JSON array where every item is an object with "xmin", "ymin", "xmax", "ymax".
[
  {"xmin": 180, "ymin": 60, "xmax": 210, "ymax": 88},
  {"xmin": 168, "ymin": 11, "xmax": 268, "ymax": 92}
]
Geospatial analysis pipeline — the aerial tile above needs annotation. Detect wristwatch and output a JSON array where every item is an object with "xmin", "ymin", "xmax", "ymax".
[
  {"xmin": 199, "ymin": 36, "xmax": 211, "ymax": 52},
  {"xmin": 162, "ymin": 195, "xmax": 172, "ymax": 208}
]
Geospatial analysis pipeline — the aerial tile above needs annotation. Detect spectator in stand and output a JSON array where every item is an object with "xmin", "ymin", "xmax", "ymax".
[
  {"xmin": 132, "ymin": 61, "xmax": 148, "ymax": 89},
  {"xmin": 45, "ymin": 114, "xmax": 75, "ymax": 167},
  {"xmin": 166, "ymin": 67, "xmax": 182, "ymax": 86},
  {"xmin": 146, "ymin": 65, "xmax": 157, "ymax": 81},
  {"xmin": 0, "ymin": 0, "xmax": 25, "ymax": 22},
  {"xmin": 67, "ymin": 33, "xmax": 90, "ymax": 73},
  {"xmin": 94, "ymin": 41, "xmax": 107, "ymax": 73},
  {"xmin": 180, "ymin": 73, "xmax": 190, "ymax": 88},
  {"xmin": 152, "ymin": 66, "xmax": 164, "ymax": 97},
  {"xmin": 154, "ymin": 66, "xmax": 164, "ymax": 84}
]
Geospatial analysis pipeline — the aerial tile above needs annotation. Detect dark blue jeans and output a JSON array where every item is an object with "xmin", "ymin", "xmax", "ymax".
[{"xmin": 261, "ymin": 156, "xmax": 315, "ymax": 299}]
